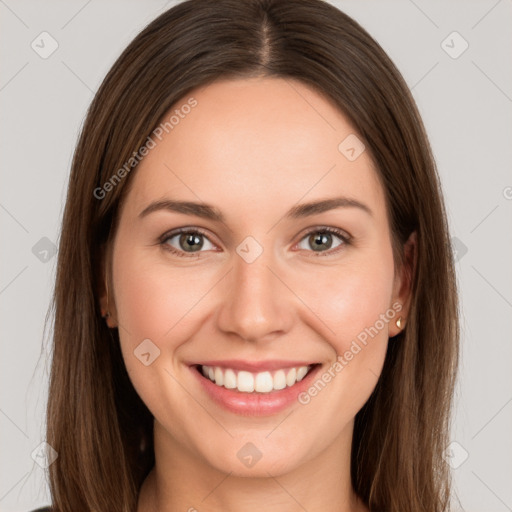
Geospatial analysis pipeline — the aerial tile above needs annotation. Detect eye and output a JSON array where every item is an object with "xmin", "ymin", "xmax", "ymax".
[
  {"xmin": 159, "ymin": 226, "xmax": 351, "ymax": 258},
  {"xmin": 295, "ymin": 227, "xmax": 351, "ymax": 256},
  {"xmin": 160, "ymin": 228, "xmax": 216, "ymax": 257}
]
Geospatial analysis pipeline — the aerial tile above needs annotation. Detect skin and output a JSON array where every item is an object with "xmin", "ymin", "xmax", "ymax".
[{"xmin": 100, "ymin": 77, "xmax": 415, "ymax": 512}]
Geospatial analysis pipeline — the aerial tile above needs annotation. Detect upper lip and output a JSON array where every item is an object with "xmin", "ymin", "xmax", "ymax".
[{"xmin": 191, "ymin": 360, "xmax": 318, "ymax": 372}]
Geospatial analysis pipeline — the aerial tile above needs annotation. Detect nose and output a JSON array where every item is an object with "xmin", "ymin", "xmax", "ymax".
[{"xmin": 216, "ymin": 246, "xmax": 294, "ymax": 343}]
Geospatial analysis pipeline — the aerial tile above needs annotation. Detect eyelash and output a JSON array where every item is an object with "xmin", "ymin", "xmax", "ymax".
[{"xmin": 159, "ymin": 226, "xmax": 351, "ymax": 258}]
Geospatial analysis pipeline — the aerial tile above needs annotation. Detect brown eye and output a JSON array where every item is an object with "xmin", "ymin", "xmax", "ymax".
[
  {"xmin": 308, "ymin": 232, "xmax": 334, "ymax": 251},
  {"xmin": 296, "ymin": 228, "xmax": 349, "ymax": 255},
  {"xmin": 161, "ymin": 229, "xmax": 216, "ymax": 256},
  {"xmin": 178, "ymin": 232, "xmax": 204, "ymax": 252}
]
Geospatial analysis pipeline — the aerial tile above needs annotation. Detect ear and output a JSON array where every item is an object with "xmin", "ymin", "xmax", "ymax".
[
  {"xmin": 98, "ymin": 243, "xmax": 118, "ymax": 329},
  {"xmin": 388, "ymin": 230, "xmax": 417, "ymax": 337}
]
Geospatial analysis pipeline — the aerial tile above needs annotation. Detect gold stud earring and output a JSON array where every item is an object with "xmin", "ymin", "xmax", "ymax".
[{"xmin": 396, "ymin": 316, "xmax": 403, "ymax": 329}]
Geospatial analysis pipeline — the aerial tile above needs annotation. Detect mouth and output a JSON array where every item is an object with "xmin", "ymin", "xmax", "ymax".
[
  {"xmin": 194, "ymin": 363, "xmax": 318, "ymax": 394},
  {"xmin": 188, "ymin": 359, "xmax": 323, "ymax": 415}
]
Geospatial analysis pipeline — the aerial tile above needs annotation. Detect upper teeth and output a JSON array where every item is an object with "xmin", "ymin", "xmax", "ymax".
[{"xmin": 201, "ymin": 365, "xmax": 311, "ymax": 393}]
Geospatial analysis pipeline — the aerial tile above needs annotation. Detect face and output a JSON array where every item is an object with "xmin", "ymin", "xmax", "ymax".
[{"xmin": 101, "ymin": 77, "xmax": 413, "ymax": 478}]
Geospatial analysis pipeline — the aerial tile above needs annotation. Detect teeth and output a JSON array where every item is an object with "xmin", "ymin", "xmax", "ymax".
[
  {"xmin": 214, "ymin": 367, "xmax": 224, "ymax": 386},
  {"xmin": 224, "ymin": 369, "xmax": 237, "ymax": 389},
  {"xmin": 296, "ymin": 366, "xmax": 308, "ymax": 381},
  {"xmin": 237, "ymin": 371, "xmax": 254, "ymax": 392},
  {"xmin": 273, "ymin": 369, "xmax": 287, "ymax": 390},
  {"xmin": 200, "ymin": 364, "xmax": 312, "ymax": 393},
  {"xmin": 286, "ymin": 367, "xmax": 296, "ymax": 386},
  {"xmin": 255, "ymin": 371, "xmax": 273, "ymax": 393}
]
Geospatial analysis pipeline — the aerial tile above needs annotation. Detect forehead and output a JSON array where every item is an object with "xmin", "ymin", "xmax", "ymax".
[{"xmin": 123, "ymin": 77, "xmax": 385, "ymax": 221}]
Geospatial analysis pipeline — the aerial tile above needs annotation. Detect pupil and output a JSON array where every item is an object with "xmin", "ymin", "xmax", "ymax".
[
  {"xmin": 180, "ymin": 233, "xmax": 203, "ymax": 252},
  {"xmin": 310, "ymin": 232, "xmax": 332, "ymax": 251}
]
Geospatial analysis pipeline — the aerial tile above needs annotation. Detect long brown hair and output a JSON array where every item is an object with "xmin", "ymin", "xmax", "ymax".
[{"xmin": 45, "ymin": 0, "xmax": 459, "ymax": 510}]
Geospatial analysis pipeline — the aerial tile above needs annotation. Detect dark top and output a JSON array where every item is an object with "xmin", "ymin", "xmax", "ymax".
[{"xmin": 31, "ymin": 508, "xmax": 51, "ymax": 511}]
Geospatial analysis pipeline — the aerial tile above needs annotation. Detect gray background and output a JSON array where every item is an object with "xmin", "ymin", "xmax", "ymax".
[{"xmin": 1, "ymin": 0, "xmax": 511, "ymax": 510}]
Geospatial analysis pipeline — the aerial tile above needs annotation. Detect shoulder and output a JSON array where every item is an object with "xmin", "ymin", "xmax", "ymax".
[{"xmin": 30, "ymin": 508, "xmax": 52, "ymax": 512}]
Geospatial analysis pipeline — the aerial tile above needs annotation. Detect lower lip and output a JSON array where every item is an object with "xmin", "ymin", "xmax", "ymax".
[{"xmin": 191, "ymin": 364, "xmax": 322, "ymax": 416}]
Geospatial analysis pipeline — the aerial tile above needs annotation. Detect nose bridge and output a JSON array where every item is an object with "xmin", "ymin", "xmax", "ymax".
[{"xmin": 216, "ymin": 239, "xmax": 291, "ymax": 342}]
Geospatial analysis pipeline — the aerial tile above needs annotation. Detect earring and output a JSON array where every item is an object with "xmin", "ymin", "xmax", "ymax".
[{"xmin": 396, "ymin": 316, "xmax": 403, "ymax": 329}]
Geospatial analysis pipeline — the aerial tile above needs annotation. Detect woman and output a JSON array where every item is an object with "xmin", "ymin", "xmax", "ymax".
[{"xmin": 37, "ymin": 0, "xmax": 459, "ymax": 510}]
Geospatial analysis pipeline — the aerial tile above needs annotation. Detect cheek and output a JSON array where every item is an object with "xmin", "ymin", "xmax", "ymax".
[
  {"xmin": 112, "ymin": 248, "xmax": 209, "ymax": 343},
  {"xmin": 303, "ymin": 252, "xmax": 396, "ymax": 349},
  {"xmin": 111, "ymin": 248, "xmax": 202, "ymax": 395},
  {"xmin": 267, "ymin": 254, "xmax": 396, "ymax": 470},
  {"xmin": 111, "ymin": 250, "xmax": 207, "ymax": 440},
  {"xmin": 331, "ymin": 269, "xmax": 394, "ymax": 350},
  {"xmin": 293, "ymin": 247, "xmax": 395, "ymax": 407}
]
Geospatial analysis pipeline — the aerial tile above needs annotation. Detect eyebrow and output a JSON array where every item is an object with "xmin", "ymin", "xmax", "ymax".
[{"xmin": 138, "ymin": 196, "xmax": 373, "ymax": 222}]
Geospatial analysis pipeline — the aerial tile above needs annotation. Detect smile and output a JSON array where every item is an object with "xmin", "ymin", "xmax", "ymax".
[
  {"xmin": 199, "ymin": 364, "xmax": 313, "ymax": 393},
  {"xmin": 190, "ymin": 361, "xmax": 322, "ymax": 416}
]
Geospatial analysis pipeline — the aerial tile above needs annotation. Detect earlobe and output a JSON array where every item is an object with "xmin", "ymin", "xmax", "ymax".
[
  {"xmin": 98, "ymin": 245, "xmax": 118, "ymax": 328},
  {"xmin": 100, "ymin": 280, "xmax": 118, "ymax": 328},
  {"xmin": 390, "ymin": 231, "xmax": 417, "ymax": 338},
  {"xmin": 100, "ymin": 276, "xmax": 118, "ymax": 328}
]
